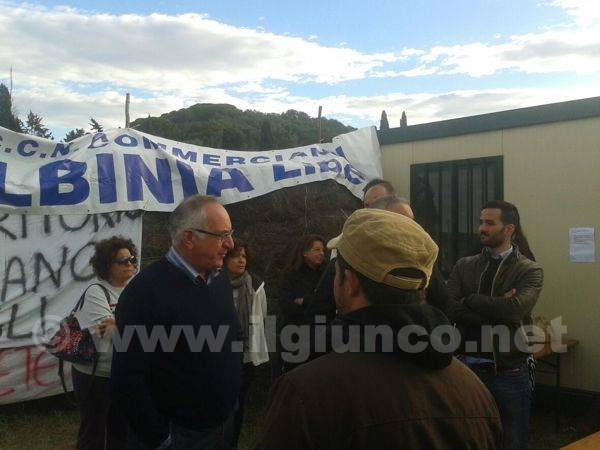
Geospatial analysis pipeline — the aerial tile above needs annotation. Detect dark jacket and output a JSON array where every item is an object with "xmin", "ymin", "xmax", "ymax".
[
  {"xmin": 304, "ymin": 259, "xmax": 337, "ymax": 323},
  {"xmin": 446, "ymin": 246, "xmax": 543, "ymax": 370},
  {"xmin": 111, "ymin": 258, "xmax": 243, "ymax": 448},
  {"xmin": 305, "ymin": 258, "xmax": 448, "ymax": 322},
  {"xmin": 255, "ymin": 303, "xmax": 502, "ymax": 450},
  {"xmin": 278, "ymin": 263, "xmax": 325, "ymax": 326},
  {"xmin": 426, "ymin": 262, "xmax": 449, "ymax": 313}
]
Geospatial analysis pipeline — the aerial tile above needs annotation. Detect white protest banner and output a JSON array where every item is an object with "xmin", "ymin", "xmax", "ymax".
[
  {"xmin": 0, "ymin": 212, "xmax": 142, "ymax": 404},
  {"xmin": 0, "ymin": 344, "xmax": 71, "ymax": 404},
  {"xmin": 0, "ymin": 126, "xmax": 382, "ymax": 214}
]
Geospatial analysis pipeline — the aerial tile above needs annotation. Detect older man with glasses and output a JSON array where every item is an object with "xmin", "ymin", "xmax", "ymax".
[{"xmin": 111, "ymin": 195, "xmax": 243, "ymax": 450}]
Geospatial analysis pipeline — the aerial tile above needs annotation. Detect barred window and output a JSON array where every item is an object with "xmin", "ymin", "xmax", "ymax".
[{"xmin": 410, "ymin": 156, "xmax": 503, "ymax": 276}]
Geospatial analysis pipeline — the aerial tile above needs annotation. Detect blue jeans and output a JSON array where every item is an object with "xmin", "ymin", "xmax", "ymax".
[
  {"xmin": 470, "ymin": 364, "xmax": 532, "ymax": 450},
  {"xmin": 127, "ymin": 411, "xmax": 235, "ymax": 450},
  {"xmin": 169, "ymin": 419, "xmax": 233, "ymax": 450}
]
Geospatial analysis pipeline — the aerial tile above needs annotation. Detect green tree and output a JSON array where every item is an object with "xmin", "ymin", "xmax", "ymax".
[
  {"xmin": 379, "ymin": 110, "xmax": 389, "ymax": 130},
  {"xmin": 64, "ymin": 128, "xmax": 86, "ymax": 142},
  {"xmin": 24, "ymin": 110, "xmax": 53, "ymax": 139},
  {"xmin": 400, "ymin": 111, "xmax": 408, "ymax": 128},
  {"xmin": 259, "ymin": 119, "xmax": 274, "ymax": 150},
  {"xmin": 136, "ymin": 117, "xmax": 178, "ymax": 140},
  {"xmin": 89, "ymin": 117, "xmax": 104, "ymax": 133},
  {"xmin": 0, "ymin": 83, "xmax": 22, "ymax": 132},
  {"xmin": 131, "ymin": 103, "xmax": 355, "ymax": 150},
  {"xmin": 222, "ymin": 127, "xmax": 246, "ymax": 150}
]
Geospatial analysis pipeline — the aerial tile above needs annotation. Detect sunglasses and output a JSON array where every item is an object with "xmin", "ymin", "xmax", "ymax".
[{"xmin": 113, "ymin": 256, "xmax": 138, "ymax": 265}]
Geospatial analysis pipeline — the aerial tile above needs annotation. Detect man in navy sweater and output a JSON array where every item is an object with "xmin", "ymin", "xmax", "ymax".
[{"xmin": 111, "ymin": 195, "xmax": 243, "ymax": 450}]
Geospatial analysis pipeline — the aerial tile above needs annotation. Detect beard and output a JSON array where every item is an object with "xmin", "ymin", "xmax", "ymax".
[{"xmin": 480, "ymin": 231, "xmax": 506, "ymax": 249}]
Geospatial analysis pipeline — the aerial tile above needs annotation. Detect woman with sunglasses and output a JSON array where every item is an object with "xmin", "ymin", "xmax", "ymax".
[
  {"xmin": 224, "ymin": 238, "xmax": 269, "ymax": 449},
  {"xmin": 72, "ymin": 236, "xmax": 138, "ymax": 450}
]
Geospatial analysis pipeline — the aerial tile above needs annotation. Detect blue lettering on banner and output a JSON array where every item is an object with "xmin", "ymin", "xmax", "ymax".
[
  {"xmin": 39, "ymin": 160, "xmax": 89, "ymax": 206},
  {"xmin": 335, "ymin": 146, "xmax": 348, "ymax": 161},
  {"xmin": 142, "ymin": 136, "xmax": 167, "ymax": 151},
  {"xmin": 302, "ymin": 163, "xmax": 316, "ymax": 175},
  {"xmin": 318, "ymin": 159, "xmax": 342, "ymax": 174},
  {"xmin": 176, "ymin": 160, "xmax": 199, "ymax": 198},
  {"xmin": 290, "ymin": 152, "xmax": 308, "ymax": 159},
  {"xmin": 173, "ymin": 147, "xmax": 197, "ymax": 163},
  {"xmin": 273, "ymin": 164, "xmax": 301, "ymax": 182},
  {"xmin": 143, "ymin": 136, "xmax": 158, "ymax": 150},
  {"xmin": 51, "ymin": 141, "xmax": 79, "ymax": 158},
  {"xmin": 115, "ymin": 134, "xmax": 138, "ymax": 147},
  {"xmin": 17, "ymin": 140, "xmax": 38, "ymax": 157},
  {"xmin": 275, "ymin": 155, "xmax": 283, "ymax": 162},
  {"xmin": 225, "ymin": 156, "xmax": 245, "ymax": 166},
  {"xmin": 88, "ymin": 132, "xmax": 109, "ymax": 149},
  {"xmin": 0, "ymin": 162, "xmax": 32, "ymax": 206},
  {"xmin": 124, "ymin": 155, "xmax": 174, "ymax": 204},
  {"xmin": 96, "ymin": 154, "xmax": 117, "ymax": 203},
  {"xmin": 310, "ymin": 147, "xmax": 328, "ymax": 157},
  {"xmin": 206, "ymin": 168, "xmax": 254, "ymax": 196},
  {"xmin": 203, "ymin": 154, "xmax": 220, "ymax": 166},
  {"xmin": 250, "ymin": 156, "xmax": 269, "ymax": 164},
  {"xmin": 344, "ymin": 164, "xmax": 364, "ymax": 185}
]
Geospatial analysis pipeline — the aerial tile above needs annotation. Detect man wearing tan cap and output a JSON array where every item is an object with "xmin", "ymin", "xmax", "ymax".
[
  {"xmin": 369, "ymin": 194, "xmax": 449, "ymax": 314},
  {"xmin": 255, "ymin": 209, "xmax": 502, "ymax": 450}
]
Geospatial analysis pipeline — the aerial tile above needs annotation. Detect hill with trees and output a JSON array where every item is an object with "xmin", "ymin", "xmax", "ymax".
[
  {"xmin": 1, "ymin": 82, "xmax": 356, "ymax": 147},
  {"xmin": 131, "ymin": 103, "xmax": 356, "ymax": 150}
]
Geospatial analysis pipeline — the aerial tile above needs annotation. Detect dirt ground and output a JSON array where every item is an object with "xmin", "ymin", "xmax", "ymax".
[{"xmin": 0, "ymin": 365, "xmax": 596, "ymax": 449}]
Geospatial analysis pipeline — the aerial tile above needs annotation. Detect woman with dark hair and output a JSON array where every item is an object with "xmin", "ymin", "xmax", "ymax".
[
  {"xmin": 224, "ymin": 238, "xmax": 268, "ymax": 449},
  {"xmin": 72, "ymin": 236, "xmax": 138, "ymax": 450},
  {"xmin": 279, "ymin": 235, "xmax": 326, "ymax": 326},
  {"xmin": 277, "ymin": 235, "xmax": 326, "ymax": 373}
]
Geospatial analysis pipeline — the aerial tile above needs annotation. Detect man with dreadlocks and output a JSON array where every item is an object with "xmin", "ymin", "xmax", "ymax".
[{"xmin": 447, "ymin": 200, "xmax": 543, "ymax": 450}]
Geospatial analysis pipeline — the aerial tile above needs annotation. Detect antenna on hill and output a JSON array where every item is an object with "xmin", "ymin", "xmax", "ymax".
[
  {"xmin": 125, "ymin": 93, "xmax": 131, "ymax": 128},
  {"xmin": 9, "ymin": 67, "xmax": 13, "ymax": 97},
  {"xmin": 317, "ymin": 105, "xmax": 323, "ymax": 143}
]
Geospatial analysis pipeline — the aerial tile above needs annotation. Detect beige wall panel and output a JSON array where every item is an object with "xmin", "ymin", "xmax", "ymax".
[
  {"xmin": 411, "ymin": 131, "xmax": 503, "ymax": 164},
  {"xmin": 381, "ymin": 131, "xmax": 504, "ymax": 198},
  {"xmin": 380, "ymin": 116, "xmax": 600, "ymax": 392},
  {"xmin": 380, "ymin": 142, "xmax": 412, "ymax": 198},
  {"xmin": 503, "ymin": 118, "xmax": 600, "ymax": 392}
]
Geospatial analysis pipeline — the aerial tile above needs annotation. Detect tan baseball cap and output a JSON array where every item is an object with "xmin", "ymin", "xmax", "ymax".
[{"xmin": 327, "ymin": 209, "xmax": 438, "ymax": 290}]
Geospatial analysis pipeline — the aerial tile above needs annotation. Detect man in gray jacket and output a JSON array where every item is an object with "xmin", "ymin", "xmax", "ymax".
[{"xmin": 447, "ymin": 200, "xmax": 543, "ymax": 450}]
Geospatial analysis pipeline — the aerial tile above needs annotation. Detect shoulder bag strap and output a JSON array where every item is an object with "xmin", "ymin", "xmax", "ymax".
[
  {"xmin": 73, "ymin": 282, "xmax": 112, "ymax": 313},
  {"xmin": 86, "ymin": 284, "xmax": 111, "ymax": 388}
]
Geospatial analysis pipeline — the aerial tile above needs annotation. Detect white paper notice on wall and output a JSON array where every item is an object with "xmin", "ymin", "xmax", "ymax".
[{"xmin": 569, "ymin": 227, "xmax": 596, "ymax": 263}]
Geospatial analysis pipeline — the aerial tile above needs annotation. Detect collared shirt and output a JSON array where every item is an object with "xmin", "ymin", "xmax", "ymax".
[
  {"xmin": 488, "ymin": 245, "xmax": 513, "ymax": 261},
  {"xmin": 166, "ymin": 247, "xmax": 219, "ymax": 286}
]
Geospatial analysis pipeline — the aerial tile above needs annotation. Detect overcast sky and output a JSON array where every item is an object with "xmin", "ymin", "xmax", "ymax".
[{"xmin": 2, "ymin": 0, "xmax": 600, "ymax": 141}]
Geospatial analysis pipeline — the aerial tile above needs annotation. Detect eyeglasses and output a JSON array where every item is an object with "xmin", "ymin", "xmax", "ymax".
[
  {"xmin": 190, "ymin": 228, "xmax": 235, "ymax": 242},
  {"xmin": 113, "ymin": 256, "xmax": 138, "ymax": 265}
]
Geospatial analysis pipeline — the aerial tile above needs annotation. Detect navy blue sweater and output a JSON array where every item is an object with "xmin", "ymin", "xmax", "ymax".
[{"xmin": 111, "ymin": 257, "xmax": 243, "ymax": 448}]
